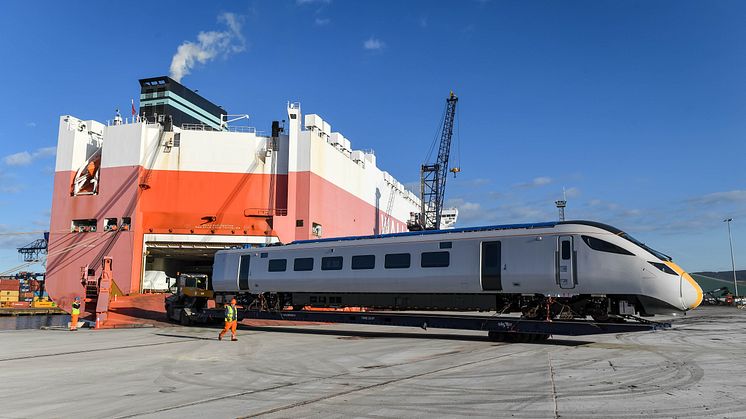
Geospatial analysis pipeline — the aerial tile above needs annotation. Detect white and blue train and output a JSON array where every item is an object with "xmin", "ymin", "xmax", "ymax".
[{"xmin": 211, "ymin": 221, "xmax": 703, "ymax": 320}]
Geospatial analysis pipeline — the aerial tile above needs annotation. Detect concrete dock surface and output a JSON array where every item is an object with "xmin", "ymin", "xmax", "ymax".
[{"xmin": 1, "ymin": 306, "xmax": 745, "ymax": 418}]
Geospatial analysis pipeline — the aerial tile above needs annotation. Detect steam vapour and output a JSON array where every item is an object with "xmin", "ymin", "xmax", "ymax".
[{"xmin": 169, "ymin": 13, "xmax": 245, "ymax": 83}]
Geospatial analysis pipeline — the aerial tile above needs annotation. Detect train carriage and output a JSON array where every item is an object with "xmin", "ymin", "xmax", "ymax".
[{"xmin": 212, "ymin": 221, "xmax": 702, "ymax": 320}]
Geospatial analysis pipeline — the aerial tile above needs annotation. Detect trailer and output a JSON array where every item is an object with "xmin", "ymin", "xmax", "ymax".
[{"xmin": 173, "ymin": 305, "xmax": 670, "ymax": 342}]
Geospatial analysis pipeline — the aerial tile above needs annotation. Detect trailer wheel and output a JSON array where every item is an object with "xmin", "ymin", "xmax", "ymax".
[{"xmin": 180, "ymin": 310, "xmax": 192, "ymax": 326}]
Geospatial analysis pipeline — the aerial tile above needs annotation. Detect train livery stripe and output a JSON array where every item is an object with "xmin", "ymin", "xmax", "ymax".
[{"xmin": 664, "ymin": 261, "xmax": 703, "ymax": 309}]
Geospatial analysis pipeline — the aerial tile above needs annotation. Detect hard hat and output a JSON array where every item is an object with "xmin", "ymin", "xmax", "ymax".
[
  {"xmin": 75, "ymin": 296, "xmax": 80, "ymax": 301},
  {"xmin": 230, "ymin": 298, "xmax": 237, "ymax": 305}
]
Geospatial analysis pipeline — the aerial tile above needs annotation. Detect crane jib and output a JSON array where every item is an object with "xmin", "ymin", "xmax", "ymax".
[{"xmin": 420, "ymin": 92, "xmax": 458, "ymax": 231}]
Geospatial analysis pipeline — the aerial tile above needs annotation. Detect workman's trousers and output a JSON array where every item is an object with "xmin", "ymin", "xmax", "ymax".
[
  {"xmin": 219, "ymin": 321, "xmax": 237, "ymax": 339},
  {"xmin": 70, "ymin": 314, "xmax": 79, "ymax": 331}
]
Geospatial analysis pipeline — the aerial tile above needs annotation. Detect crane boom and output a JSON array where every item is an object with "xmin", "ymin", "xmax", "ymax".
[{"xmin": 412, "ymin": 91, "xmax": 458, "ymax": 231}]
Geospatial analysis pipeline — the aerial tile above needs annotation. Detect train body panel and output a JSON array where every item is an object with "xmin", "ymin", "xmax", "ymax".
[{"xmin": 212, "ymin": 221, "xmax": 702, "ymax": 317}]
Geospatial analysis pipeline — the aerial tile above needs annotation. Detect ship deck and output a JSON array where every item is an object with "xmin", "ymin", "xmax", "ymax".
[{"xmin": 0, "ymin": 306, "xmax": 744, "ymax": 418}]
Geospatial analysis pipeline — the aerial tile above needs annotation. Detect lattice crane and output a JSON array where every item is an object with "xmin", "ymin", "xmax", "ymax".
[{"xmin": 408, "ymin": 92, "xmax": 460, "ymax": 231}]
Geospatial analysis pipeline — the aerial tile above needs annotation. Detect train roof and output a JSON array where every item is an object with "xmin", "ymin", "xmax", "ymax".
[{"xmin": 290, "ymin": 221, "xmax": 560, "ymax": 245}]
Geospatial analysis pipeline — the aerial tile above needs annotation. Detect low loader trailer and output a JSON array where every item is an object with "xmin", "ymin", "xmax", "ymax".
[{"xmin": 165, "ymin": 274, "xmax": 671, "ymax": 342}]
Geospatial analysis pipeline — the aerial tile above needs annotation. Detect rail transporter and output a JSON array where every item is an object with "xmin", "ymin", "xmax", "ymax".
[{"xmin": 167, "ymin": 221, "xmax": 702, "ymax": 341}]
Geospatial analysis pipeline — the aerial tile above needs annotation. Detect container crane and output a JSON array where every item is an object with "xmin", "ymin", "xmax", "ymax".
[{"xmin": 408, "ymin": 91, "xmax": 460, "ymax": 231}]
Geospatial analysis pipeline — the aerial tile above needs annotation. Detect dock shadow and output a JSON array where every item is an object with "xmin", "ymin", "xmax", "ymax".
[{"xmin": 235, "ymin": 324, "xmax": 593, "ymax": 346}]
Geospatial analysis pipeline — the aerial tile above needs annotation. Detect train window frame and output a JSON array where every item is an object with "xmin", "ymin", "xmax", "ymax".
[
  {"xmin": 351, "ymin": 255, "xmax": 375, "ymax": 270},
  {"xmin": 421, "ymin": 251, "xmax": 450, "ymax": 268},
  {"xmin": 385, "ymin": 253, "xmax": 411, "ymax": 269},
  {"xmin": 321, "ymin": 256, "xmax": 343, "ymax": 271},
  {"xmin": 268, "ymin": 259, "xmax": 287, "ymax": 272},
  {"xmin": 581, "ymin": 235, "xmax": 634, "ymax": 256},
  {"xmin": 238, "ymin": 255, "xmax": 251, "ymax": 290},
  {"xmin": 294, "ymin": 257, "xmax": 314, "ymax": 271}
]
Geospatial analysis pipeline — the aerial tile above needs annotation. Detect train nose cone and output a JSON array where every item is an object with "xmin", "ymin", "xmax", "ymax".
[
  {"xmin": 680, "ymin": 271, "xmax": 703, "ymax": 310},
  {"xmin": 665, "ymin": 261, "xmax": 703, "ymax": 310}
]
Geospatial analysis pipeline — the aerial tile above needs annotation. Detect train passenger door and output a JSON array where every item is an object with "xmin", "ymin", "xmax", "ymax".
[
  {"xmin": 481, "ymin": 241, "xmax": 502, "ymax": 291},
  {"xmin": 557, "ymin": 236, "xmax": 576, "ymax": 289},
  {"xmin": 238, "ymin": 254, "xmax": 251, "ymax": 291}
]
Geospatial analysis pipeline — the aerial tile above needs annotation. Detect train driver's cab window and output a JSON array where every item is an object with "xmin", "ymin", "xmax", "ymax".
[
  {"xmin": 294, "ymin": 257, "xmax": 314, "ymax": 271},
  {"xmin": 421, "ymin": 251, "xmax": 450, "ymax": 268},
  {"xmin": 581, "ymin": 236, "xmax": 634, "ymax": 256},
  {"xmin": 268, "ymin": 259, "xmax": 287, "ymax": 272},
  {"xmin": 321, "ymin": 256, "xmax": 343, "ymax": 270},
  {"xmin": 385, "ymin": 253, "xmax": 410, "ymax": 269},
  {"xmin": 351, "ymin": 255, "xmax": 375, "ymax": 270}
]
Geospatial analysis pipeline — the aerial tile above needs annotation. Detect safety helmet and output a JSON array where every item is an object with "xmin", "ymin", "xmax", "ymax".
[{"xmin": 75, "ymin": 296, "xmax": 80, "ymax": 301}]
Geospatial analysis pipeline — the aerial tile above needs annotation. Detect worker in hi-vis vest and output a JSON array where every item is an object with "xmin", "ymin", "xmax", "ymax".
[
  {"xmin": 218, "ymin": 298, "xmax": 238, "ymax": 341},
  {"xmin": 70, "ymin": 296, "xmax": 81, "ymax": 331}
]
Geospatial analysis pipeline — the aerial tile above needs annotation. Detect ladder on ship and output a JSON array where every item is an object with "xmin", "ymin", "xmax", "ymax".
[{"xmin": 381, "ymin": 186, "xmax": 397, "ymax": 234}]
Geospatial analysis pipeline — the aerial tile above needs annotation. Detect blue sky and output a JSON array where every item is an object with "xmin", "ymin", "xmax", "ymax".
[{"xmin": 0, "ymin": 0, "xmax": 743, "ymax": 273}]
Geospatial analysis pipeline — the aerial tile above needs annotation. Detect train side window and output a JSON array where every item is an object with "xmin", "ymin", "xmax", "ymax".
[
  {"xmin": 321, "ymin": 256, "xmax": 343, "ymax": 270},
  {"xmin": 268, "ymin": 259, "xmax": 287, "ymax": 272},
  {"xmin": 561, "ymin": 241, "xmax": 572, "ymax": 260},
  {"xmin": 385, "ymin": 253, "xmax": 410, "ymax": 269},
  {"xmin": 421, "ymin": 251, "xmax": 450, "ymax": 268},
  {"xmin": 352, "ymin": 255, "xmax": 375, "ymax": 270},
  {"xmin": 294, "ymin": 257, "xmax": 314, "ymax": 271},
  {"xmin": 439, "ymin": 241, "xmax": 452, "ymax": 249},
  {"xmin": 581, "ymin": 235, "xmax": 634, "ymax": 256},
  {"xmin": 481, "ymin": 241, "xmax": 502, "ymax": 291},
  {"xmin": 238, "ymin": 255, "xmax": 251, "ymax": 290}
]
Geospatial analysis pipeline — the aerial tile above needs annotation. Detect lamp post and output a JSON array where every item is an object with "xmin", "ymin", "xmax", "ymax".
[{"xmin": 724, "ymin": 218, "xmax": 738, "ymax": 297}]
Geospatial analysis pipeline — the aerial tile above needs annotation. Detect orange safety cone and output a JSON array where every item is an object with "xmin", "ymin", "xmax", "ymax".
[{"xmin": 95, "ymin": 316, "xmax": 100, "ymax": 329}]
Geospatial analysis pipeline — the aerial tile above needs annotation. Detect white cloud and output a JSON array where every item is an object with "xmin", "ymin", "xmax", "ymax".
[
  {"xmin": 363, "ymin": 37, "xmax": 385, "ymax": 50},
  {"xmin": 515, "ymin": 176, "xmax": 552, "ymax": 188},
  {"xmin": 169, "ymin": 12, "xmax": 246, "ymax": 83},
  {"xmin": 446, "ymin": 198, "xmax": 482, "ymax": 224},
  {"xmin": 3, "ymin": 147, "xmax": 56, "ymax": 166},
  {"xmin": 25, "ymin": 122, "xmax": 37, "ymax": 128},
  {"xmin": 4, "ymin": 152, "xmax": 32, "ymax": 166},
  {"xmin": 314, "ymin": 17, "xmax": 330, "ymax": 26},
  {"xmin": 564, "ymin": 187, "xmax": 581, "ymax": 198},
  {"xmin": 688, "ymin": 190, "xmax": 746, "ymax": 205}
]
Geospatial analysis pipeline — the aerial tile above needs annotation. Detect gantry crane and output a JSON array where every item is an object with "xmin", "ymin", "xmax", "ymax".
[{"xmin": 408, "ymin": 92, "xmax": 460, "ymax": 231}]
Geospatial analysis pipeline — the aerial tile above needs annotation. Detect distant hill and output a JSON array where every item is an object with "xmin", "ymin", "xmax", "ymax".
[
  {"xmin": 692, "ymin": 270, "xmax": 746, "ymax": 281},
  {"xmin": 691, "ymin": 271, "xmax": 746, "ymax": 295}
]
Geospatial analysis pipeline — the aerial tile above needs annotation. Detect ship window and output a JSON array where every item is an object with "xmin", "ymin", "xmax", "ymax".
[
  {"xmin": 238, "ymin": 255, "xmax": 250, "ymax": 290},
  {"xmin": 294, "ymin": 257, "xmax": 314, "ymax": 271},
  {"xmin": 582, "ymin": 236, "xmax": 634, "ymax": 256},
  {"xmin": 296, "ymin": 219, "xmax": 304, "ymax": 227},
  {"xmin": 439, "ymin": 242, "xmax": 452, "ymax": 249},
  {"xmin": 121, "ymin": 217, "xmax": 131, "ymax": 231},
  {"xmin": 321, "ymin": 256, "xmax": 343, "ymax": 271},
  {"xmin": 385, "ymin": 253, "xmax": 410, "ymax": 269},
  {"xmin": 104, "ymin": 218, "xmax": 118, "ymax": 232},
  {"xmin": 71, "ymin": 219, "xmax": 97, "ymax": 233},
  {"xmin": 268, "ymin": 259, "xmax": 287, "ymax": 272},
  {"xmin": 421, "ymin": 251, "xmax": 450, "ymax": 268},
  {"xmin": 352, "ymin": 255, "xmax": 375, "ymax": 270}
]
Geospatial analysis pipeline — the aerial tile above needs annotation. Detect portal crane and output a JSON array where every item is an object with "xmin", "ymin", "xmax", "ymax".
[{"xmin": 408, "ymin": 92, "xmax": 459, "ymax": 231}]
